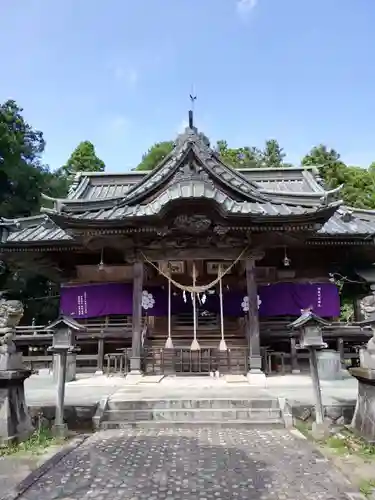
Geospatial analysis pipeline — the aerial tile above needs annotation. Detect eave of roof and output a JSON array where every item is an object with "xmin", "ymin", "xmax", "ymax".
[
  {"xmin": 3, "ymin": 205, "xmax": 375, "ymax": 245},
  {"xmin": 42, "ymin": 186, "xmax": 342, "ymax": 229}
]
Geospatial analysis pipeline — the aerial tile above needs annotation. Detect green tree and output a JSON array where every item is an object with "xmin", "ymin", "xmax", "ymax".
[
  {"xmin": 261, "ymin": 139, "xmax": 286, "ymax": 168},
  {"xmin": 0, "ymin": 100, "xmax": 49, "ymax": 218},
  {"xmin": 136, "ymin": 141, "xmax": 174, "ymax": 171},
  {"xmin": 302, "ymin": 145, "xmax": 345, "ymax": 184},
  {"xmin": 0, "ymin": 99, "xmax": 64, "ymax": 323},
  {"xmin": 216, "ymin": 141, "xmax": 262, "ymax": 168},
  {"xmin": 302, "ymin": 144, "xmax": 375, "ymax": 208},
  {"xmin": 61, "ymin": 140, "xmax": 105, "ymax": 177}
]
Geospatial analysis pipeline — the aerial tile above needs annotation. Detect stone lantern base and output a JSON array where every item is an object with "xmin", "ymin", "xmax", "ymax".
[
  {"xmin": 349, "ymin": 367, "xmax": 375, "ymax": 443},
  {"xmin": 0, "ymin": 367, "xmax": 33, "ymax": 445}
]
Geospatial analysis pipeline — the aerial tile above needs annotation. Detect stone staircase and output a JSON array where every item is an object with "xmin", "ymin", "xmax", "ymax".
[{"xmin": 98, "ymin": 396, "xmax": 285, "ymax": 429}]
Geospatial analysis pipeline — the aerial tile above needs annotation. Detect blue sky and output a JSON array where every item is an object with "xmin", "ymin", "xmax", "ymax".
[{"xmin": 1, "ymin": 0, "xmax": 375, "ymax": 171}]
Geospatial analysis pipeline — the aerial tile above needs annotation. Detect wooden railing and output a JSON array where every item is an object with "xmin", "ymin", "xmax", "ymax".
[
  {"xmin": 142, "ymin": 347, "xmax": 250, "ymax": 375},
  {"xmin": 14, "ymin": 315, "xmax": 145, "ymax": 339},
  {"xmin": 104, "ymin": 349, "xmax": 131, "ymax": 375},
  {"xmin": 22, "ymin": 354, "xmax": 98, "ymax": 372},
  {"xmin": 14, "ymin": 317, "xmax": 370, "ymax": 338}
]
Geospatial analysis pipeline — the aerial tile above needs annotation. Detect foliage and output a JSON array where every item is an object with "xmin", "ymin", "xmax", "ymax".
[
  {"xmin": 261, "ymin": 139, "xmax": 287, "ymax": 168},
  {"xmin": 60, "ymin": 140, "xmax": 105, "ymax": 178},
  {"xmin": 360, "ymin": 480, "xmax": 375, "ymax": 498},
  {"xmin": 0, "ymin": 100, "xmax": 65, "ymax": 323},
  {"xmin": 340, "ymin": 302, "xmax": 354, "ymax": 323},
  {"xmin": 0, "ymin": 421, "xmax": 64, "ymax": 457},
  {"xmin": 215, "ymin": 140, "xmax": 262, "ymax": 168},
  {"xmin": 0, "ymin": 100, "xmax": 47, "ymax": 218},
  {"xmin": 136, "ymin": 141, "xmax": 174, "ymax": 171},
  {"xmin": 302, "ymin": 145, "xmax": 375, "ymax": 209}
]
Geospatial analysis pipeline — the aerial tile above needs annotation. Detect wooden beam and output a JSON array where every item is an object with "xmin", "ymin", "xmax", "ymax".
[{"xmin": 140, "ymin": 247, "xmax": 262, "ymax": 262}]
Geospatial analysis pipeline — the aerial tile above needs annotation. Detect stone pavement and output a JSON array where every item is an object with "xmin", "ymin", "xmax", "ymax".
[
  {"xmin": 24, "ymin": 373, "xmax": 358, "ymax": 409},
  {"xmin": 17, "ymin": 427, "xmax": 356, "ymax": 500},
  {"xmin": 25, "ymin": 373, "xmax": 125, "ymax": 407}
]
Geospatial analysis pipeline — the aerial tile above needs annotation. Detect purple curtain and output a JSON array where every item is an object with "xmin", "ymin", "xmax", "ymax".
[
  {"xmin": 60, "ymin": 283, "xmax": 168, "ymax": 319},
  {"xmin": 60, "ymin": 282, "xmax": 340, "ymax": 319}
]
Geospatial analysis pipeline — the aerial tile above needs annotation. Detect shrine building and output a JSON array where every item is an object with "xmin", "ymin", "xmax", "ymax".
[{"xmin": 1, "ymin": 112, "xmax": 375, "ymax": 378}]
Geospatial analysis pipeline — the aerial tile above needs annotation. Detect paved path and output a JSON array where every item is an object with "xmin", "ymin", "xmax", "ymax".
[
  {"xmin": 24, "ymin": 373, "xmax": 358, "ymax": 409},
  {"xmin": 18, "ymin": 427, "xmax": 356, "ymax": 500}
]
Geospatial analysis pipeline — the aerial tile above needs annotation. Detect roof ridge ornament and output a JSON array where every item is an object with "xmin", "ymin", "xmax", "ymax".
[{"xmin": 189, "ymin": 90, "xmax": 197, "ymax": 129}]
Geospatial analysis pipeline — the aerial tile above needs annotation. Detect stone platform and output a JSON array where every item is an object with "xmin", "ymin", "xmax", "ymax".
[{"xmin": 23, "ymin": 373, "xmax": 359, "ymax": 430}]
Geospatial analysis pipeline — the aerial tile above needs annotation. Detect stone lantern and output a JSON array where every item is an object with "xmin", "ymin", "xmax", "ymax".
[
  {"xmin": 0, "ymin": 299, "xmax": 34, "ymax": 444},
  {"xmin": 289, "ymin": 311, "xmax": 328, "ymax": 350},
  {"xmin": 349, "ymin": 315, "xmax": 375, "ymax": 442},
  {"xmin": 47, "ymin": 316, "xmax": 84, "ymax": 437},
  {"xmin": 289, "ymin": 311, "xmax": 329, "ymax": 433}
]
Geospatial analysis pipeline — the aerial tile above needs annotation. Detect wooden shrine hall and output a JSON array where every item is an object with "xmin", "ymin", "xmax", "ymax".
[{"xmin": 1, "ymin": 113, "xmax": 375, "ymax": 378}]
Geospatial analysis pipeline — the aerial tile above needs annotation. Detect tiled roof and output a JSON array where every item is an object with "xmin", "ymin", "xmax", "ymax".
[
  {"xmin": 65, "ymin": 165, "xmax": 325, "ymax": 203},
  {"xmin": 319, "ymin": 208, "xmax": 375, "ymax": 235},
  {"xmin": 2, "ymin": 126, "xmax": 375, "ymax": 244},
  {"xmin": 67, "ymin": 173, "xmax": 143, "ymax": 200},
  {"xmin": 59, "ymin": 182, "xmax": 338, "ymax": 222},
  {"xmin": 1, "ymin": 216, "xmax": 72, "ymax": 244},
  {"xmin": 3, "ymin": 208, "xmax": 375, "ymax": 244}
]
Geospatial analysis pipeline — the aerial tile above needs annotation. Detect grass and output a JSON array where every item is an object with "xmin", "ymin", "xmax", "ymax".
[
  {"xmin": 0, "ymin": 421, "xmax": 66, "ymax": 457},
  {"xmin": 295, "ymin": 419, "xmax": 375, "ymax": 460},
  {"xmin": 294, "ymin": 419, "xmax": 312, "ymax": 436},
  {"xmin": 323, "ymin": 429, "xmax": 375, "ymax": 461},
  {"xmin": 360, "ymin": 479, "xmax": 375, "ymax": 498},
  {"xmin": 295, "ymin": 419, "xmax": 375, "ymax": 497}
]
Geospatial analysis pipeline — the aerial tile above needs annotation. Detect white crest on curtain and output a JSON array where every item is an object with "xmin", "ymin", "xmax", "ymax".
[
  {"xmin": 142, "ymin": 290, "xmax": 155, "ymax": 310},
  {"xmin": 241, "ymin": 295, "xmax": 262, "ymax": 312}
]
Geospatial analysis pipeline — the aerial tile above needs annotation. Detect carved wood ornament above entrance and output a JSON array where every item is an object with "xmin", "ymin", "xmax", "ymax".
[{"xmin": 173, "ymin": 214, "xmax": 212, "ymax": 234}]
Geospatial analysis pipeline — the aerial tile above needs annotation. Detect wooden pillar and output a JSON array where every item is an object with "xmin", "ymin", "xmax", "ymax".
[
  {"xmin": 290, "ymin": 336, "xmax": 300, "ymax": 374},
  {"xmin": 130, "ymin": 260, "xmax": 144, "ymax": 373},
  {"xmin": 245, "ymin": 258, "xmax": 263, "ymax": 374}
]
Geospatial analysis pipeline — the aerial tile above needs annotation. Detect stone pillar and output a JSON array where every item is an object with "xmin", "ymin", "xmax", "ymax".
[
  {"xmin": 245, "ymin": 258, "xmax": 266, "ymax": 386},
  {"xmin": 290, "ymin": 337, "xmax": 300, "ymax": 374},
  {"xmin": 337, "ymin": 337, "xmax": 345, "ymax": 365},
  {"xmin": 53, "ymin": 352, "xmax": 76, "ymax": 382},
  {"xmin": 95, "ymin": 336, "xmax": 105, "ymax": 375},
  {"xmin": 130, "ymin": 261, "xmax": 144, "ymax": 374}
]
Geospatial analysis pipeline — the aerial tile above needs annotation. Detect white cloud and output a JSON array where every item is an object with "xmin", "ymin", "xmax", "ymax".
[{"xmin": 236, "ymin": 0, "xmax": 258, "ymax": 17}]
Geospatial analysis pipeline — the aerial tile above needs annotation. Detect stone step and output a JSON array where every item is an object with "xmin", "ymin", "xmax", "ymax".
[
  {"xmin": 107, "ymin": 398, "xmax": 280, "ymax": 411},
  {"xmin": 103, "ymin": 407, "xmax": 282, "ymax": 422},
  {"xmin": 100, "ymin": 419, "xmax": 285, "ymax": 430}
]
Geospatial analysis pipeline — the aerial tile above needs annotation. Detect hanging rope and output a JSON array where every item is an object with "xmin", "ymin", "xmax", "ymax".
[
  {"xmin": 190, "ymin": 262, "xmax": 200, "ymax": 351},
  {"xmin": 165, "ymin": 273, "xmax": 174, "ymax": 349},
  {"xmin": 141, "ymin": 246, "xmax": 248, "ymax": 293},
  {"xmin": 218, "ymin": 264, "xmax": 227, "ymax": 351}
]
